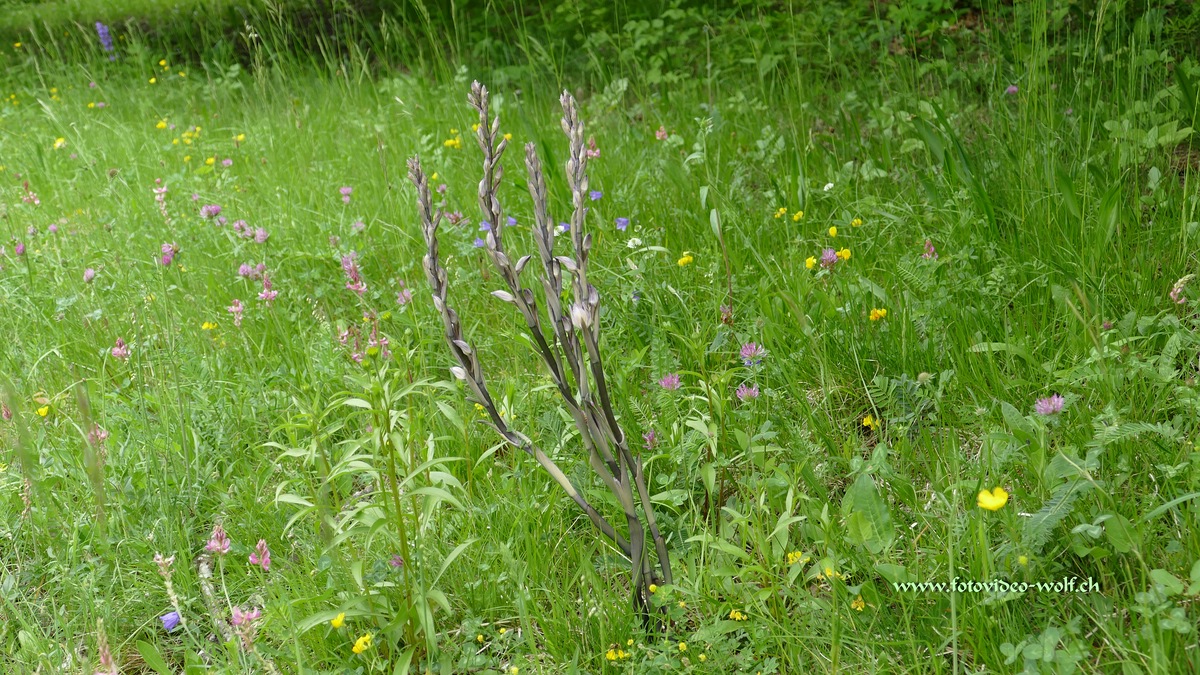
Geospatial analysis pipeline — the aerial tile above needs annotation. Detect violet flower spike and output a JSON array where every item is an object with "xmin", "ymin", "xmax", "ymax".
[
  {"xmin": 205, "ymin": 523, "xmax": 231, "ymax": 554},
  {"xmin": 248, "ymin": 539, "xmax": 270, "ymax": 571}
]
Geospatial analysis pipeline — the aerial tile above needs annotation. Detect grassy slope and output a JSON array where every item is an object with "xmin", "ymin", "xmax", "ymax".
[{"xmin": 2, "ymin": 2, "xmax": 1200, "ymax": 673}]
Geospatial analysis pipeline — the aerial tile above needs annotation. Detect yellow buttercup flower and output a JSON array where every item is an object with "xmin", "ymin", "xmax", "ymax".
[
  {"xmin": 828, "ymin": 226, "xmax": 837, "ymax": 237},
  {"xmin": 869, "ymin": 308, "xmax": 887, "ymax": 321},
  {"xmin": 806, "ymin": 256, "xmax": 816, "ymax": 270},
  {"xmin": 156, "ymin": 119, "xmax": 167, "ymax": 129},
  {"xmin": 177, "ymin": 71, "xmax": 186, "ymax": 77},
  {"xmin": 205, "ymin": 157, "xmax": 215, "ymax": 166},
  {"xmin": 87, "ymin": 102, "xmax": 95, "ymax": 108},
  {"xmin": 236, "ymin": 133, "xmax": 246, "ymax": 142},
  {"xmin": 330, "ymin": 612, "xmax": 345, "ymax": 628},
  {"xmin": 851, "ymin": 217, "xmax": 863, "ymax": 227},
  {"xmin": 430, "ymin": 172, "xmax": 439, "ymax": 181},
  {"xmin": 13, "ymin": 42, "xmax": 21, "ymax": 48},
  {"xmin": 351, "ymin": 633, "xmax": 372, "ymax": 654},
  {"xmin": 472, "ymin": 123, "xmax": 480, "ymax": 132},
  {"xmin": 158, "ymin": 59, "xmax": 167, "ymax": 67},
  {"xmin": 836, "ymin": 248, "xmax": 851, "ymax": 261},
  {"xmin": 509, "ymin": 668, "xmax": 518, "ymax": 675},
  {"xmin": 499, "ymin": 627, "xmax": 507, "ymax": 634},
  {"xmin": 792, "ymin": 210, "xmax": 804, "ymax": 221},
  {"xmin": 648, "ymin": 584, "xmax": 657, "ymax": 593},
  {"xmin": 851, "ymin": 596, "xmax": 865, "ymax": 611},
  {"xmin": 503, "ymin": 133, "xmax": 512, "ymax": 141},
  {"xmin": 977, "ymin": 486, "xmax": 1009, "ymax": 511},
  {"xmin": 149, "ymin": 77, "xmax": 157, "ymax": 84},
  {"xmin": 677, "ymin": 253, "xmax": 694, "ymax": 267},
  {"xmin": 37, "ymin": 406, "xmax": 49, "ymax": 417}
]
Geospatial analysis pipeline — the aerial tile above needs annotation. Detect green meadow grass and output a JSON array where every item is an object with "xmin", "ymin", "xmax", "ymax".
[{"xmin": 2, "ymin": 2, "xmax": 1200, "ymax": 673}]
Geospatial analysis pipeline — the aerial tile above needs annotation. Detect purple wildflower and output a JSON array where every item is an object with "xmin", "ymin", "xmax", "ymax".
[
  {"xmin": 342, "ymin": 254, "xmax": 367, "ymax": 295},
  {"xmin": 473, "ymin": 237, "xmax": 486, "ymax": 248},
  {"xmin": 658, "ymin": 373, "xmax": 681, "ymax": 390},
  {"xmin": 389, "ymin": 554, "xmax": 405, "ymax": 568},
  {"xmin": 84, "ymin": 268, "xmax": 96, "ymax": 283},
  {"xmin": 205, "ymin": 523, "xmax": 231, "ymax": 554},
  {"xmin": 253, "ymin": 228, "xmax": 269, "ymax": 244},
  {"xmin": 258, "ymin": 274, "xmax": 278, "ymax": 303},
  {"xmin": 559, "ymin": 222, "xmax": 570, "ymax": 233},
  {"xmin": 820, "ymin": 248, "xmax": 838, "ymax": 269},
  {"xmin": 160, "ymin": 611, "xmax": 181, "ymax": 632},
  {"xmin": 1101, "ymin": 321, "xmax": 1113, "ymax": 331},
  {"xmin": 340, "ymin": 186, "xmax": 352, "ymax": 204},
  {"xmin": 352, "ymin": 220, "xmax": 365, "ymax": 234},
  {"xmin": 922, "ymin": 239, "xmax": 938, "ymax": 260},
  {"xmin": 95, "ymin": 22, "xmax": 114, "ymax": 57},
  {"xmin": 507, "ymin": 216, "xmax": 517, "ymax": 226},
  {"xmin": 736, "ymin": 383, "xmax": 760, "ymax": 401},
  {"xmin": 480, "ymin": 221, "xmax": 492, "ymax": 232},
  {"xmin": 160, "ymin": 242, "xmax": 179, "ymax": 266},
  {"xmin": 231, "ymin": 606, "xmax": 261, "ymax": 627},
  {"xmin": 396, "ymin": 280, "xmax": 412, "ymax": 306},
  {"xmin": 1005, "ymin": 85, "xmax": 1019, "ymax": 95},
  {"xmin": 642, "ymin": 429, "xmax": 657, "ymax": 450},
  {"xmin": 436, "ymin": 183, "xmax": 448, "ymax": 194},
  {"xmin": 615, "ymin": 217, "xmax": 629, "ymax": 231},
  {"xmin": 111, "ymin": 338, "xmax": 129, "ymax": 360},
  {"xmin": 586, "ymin": 137, "xmax": 600, "ymax": 159},
  {"xmin": 14, "ymin": 241, "xmax": 25, "ymax": 256},
  {"xmin": 48, "ymin": 224, "xmax": 58, "ymax": 234},
  {"xmin": 589, "ymin": 190, "xmax": 602, "ymax": 201},
  {"xmin": 87, "ymin": 424, "xmax": 109, "ymax": 446},
  {"xmin": 199, "ymin": 204, "xmax": 221, "ymax": 219},
  {"xmin": 227, "ymin": 299, "xmax": 244, "ymax": 327},
  {"xmin": 740, "ymin": 343, "xmax": 765, "ymax": 367},
  {"xmin": 249, "ymin": 539, "xmax": 270, "ymax": 571},
  {"xmin": 221, "ymin": 158, "xmax": 233, "ymax": 167},
  {"xmin": 1033, "ymin": 394, "xmax": 1065, "ymax": 416},
  {"xmin": 238, "ymin": 263, "xmax": 253, "ymax": 277}
]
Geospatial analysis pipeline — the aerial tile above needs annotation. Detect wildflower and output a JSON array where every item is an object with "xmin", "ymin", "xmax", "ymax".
[
  {"xmin": 156, "ymin": 120, "xmax": 167, "ymax": 130},
  {"xmin": 54, "ymin": 137, "xmax": 67, "ymax": 150},
  {"xmin": 823, "ymin": 182, "xmax": 834, "ymax": 191},
  {"xmin": 94, "ymin": 22, "xmax": 115, "ymax": 55},
  {"xmin": 436, "ymin": 183, "xmax": 448, "ymax": 194},
  {"xmin": 862, "ymin": 415, "xmax": 879, "ymax": 432},
  {"xmin": 851, "ymin": 218, "xmax": 863, "ymax": 227},
  {"xmin": 828, "ymin": 226, "xmax": 837, "ymax": 237},
  {"xmin": 205, "ymin": 523, "xmax": 231, "ymax": 554},
  {"xmin": 160, "ymin": 611, "xmax": 181, "ymax": 632},
  {"xmin": 869, "ymin": 308, "xmax": 887, "ymax": 321},
  {"xmin": 774, "ymin": 207, "xmax": 787, "ymax": 219},
  {"xmin": 95, "ymin": 623, "xmax": 118, "ymax": 675},
  {"xmin": 977, "ymin": 486, "xmax": 1009, "ymax": 511},
  {"xmin": 396, "ymin": 281, "xmax": 412, "ymax": 306},
  {"xmin": 159, "ymin": 59, "xmax": 167, "ymax": 67},
  {"xmin": 627, "ymin": 237, "xmax": 642, "ymax": 248},
  {"xmin": 476, "ymin": 634, "xmax": 484, "ymax": 643},
  {"xmin": 258, "ymin": 274, "xmax": 278, "ymax": 303},
  {"xmin": 48, "ymin": 224, "xmax": 58, "ymax": 234},
  {"xmin": 2, "ymin": 403, "xmax": 11, "ymax": 421},
  {"xmin": 658, "ymin": 374, "xmax": 681, "ymax": 390},
  {"xmin": 1034, "ymin": 394, "xmax": 1065, "ymax": 416},
  {"xmin": 231, "ymin": 606, "xmax": 261, "ymax": 626},
  {"xmin": 199, "ymin": 204, "xmax": 222, "ymax": 219},
  {"xmin": 851, "ymin": 596, "xmax": 865, "ymax": 611},
  {"xmin": 678, "ymin": 642, "xmax": 687, "ymax": 652},
  {"xmin": 340, "ymin": 186, "xmax": 352, "ymax": 204},
  {"xmin": 201, "ymin": 321, "xmax": 217, "ymax": 331},
  {"xmin": 249, "ymin": 539, "xmax": 270, "ymax": 571},
  {"xmin": 922, "ymin": 239, "xmax": 938, "ymax": 260},
  {"xmin": 615, "ymin": 217, "xmax": 629, "ymax": 231},
  {"xmin": 149, "ymin": 78, "xmax": 156, "ymax": 84},
  {"xmin": 656, "ymin": 125, "xmax": 668, "ymax": 140},
  {"xmin": 677, "ymin": 252, "xmax": 694, "ymax": 266},
  {"xmin": 222, "ymin": 158, "xmax": 232, "ymax": 167},
  {"xmin": 642, "ymin": 429, "xmax": 658, "ymax": 449},
  {"xmin": 342, "ymin": 254, "xmax": 367, "ymax": 295},
  {"xmin": 111, "ymin": 337, "xmax": 130, "ymax": 360},
  {"xmin": 227, "ymin": 299, "xmax": 244, "ymax": 327},
  {"xmin": 443, "ymin": 135, "xmax": 463, "ymax": 149},
  {"xmin": 389, "ymin": 554, "xmax": 404, "ymax": 568},
  {"xmin": 792, "ymin": 210, "xmax": 804, "ymax": 221},
  {"xmin": 836, "ymin": 248, "xmax": 851, "ymax": 261},
  {"xmin": 740, "ymin": 342, "xmax": 765, "ymax": 366},
  {"xmin": 786, "ymin": 551, "xmax": 807, "ymax": 566},
  {"xmin": 586, "ymin": 136, "xmax": 600, "ymax": 158},
  {"xmin": 736, "ymin": 383, "xmax": 759, "ymax": 401},
  {"xmin": 1005, "ymin": 85, "xmax": 1019, "ymax": 95},
  {"xmin": 160, "ymin": 242, "xmax": 179, "ymax": 266},
  {"xmin": 474, "ymin": 237, "xmax": 486, "ymax": 248},
  {"xmin": 205, "ymin": 157, "xmax": 215, "ymax": 166},
  {"xmin": 1018, "ymin": 555, "xmax": 1029, "ymax": 566},
  {"xmin": 352, "ymin": 220, "xmax": 366, "ymax": 234},
  {"xmin": 589, "ymin": 190, "xmax": 602, "ymax": 201},
  {"xmin": 84, "ymin": 268, "xmax": 96, "ymax": 283},
  {"xmin": 1170, "ymin": 275, "xmax": 1193, "ymax": 304},
  {"xmin": 253, "ymin": 228, "xmax": 269, "ymax": 244},
  {"xmin": 88, "ymin": 425, "xmax": 109, "ymax": 446},
  {"xmin": 720, "ymin": 304, "xmax": 734, "ymax": 324},
  {"xmin": 36, "ymin": 406, "xmax": 49, "ymax": 417},
  {"xmin": 820, "ymin": 248, "xmax": 838, "ymax": 269},
  {"xmin": 509, "ymin": 668, "xmax": 519, "ymax": 675},
  {"xmin": 330, "ymin": 613, "xmax": 345, "ymax": 628},
  {"xmin": 350, "ymin": 634, "xmax": 372, "ymax": 653},
  {"xmin": 729, "ymin": 609, "xmax": 748, "ymax": 621},
  {"xmin": 11, "ymin": 43, "xmax": 19, "ymax": 49},
  {"xmin": 1102, "ymin": 321, "xmax": 1113, "ymax": 331},
  {"xmin": 503, "ymin": 133, "xmax": 512, "ymax": 141},
  {"xmin": 699, "ymin": 654, "xmax": 707, "ymax": 662},
  {"xmin": 648, "ymin": 584, "xmax": 658, "ymax": 593},
  {"xmin": 806, "ymin": 256, "xmax": 816, "ymax": 270}
]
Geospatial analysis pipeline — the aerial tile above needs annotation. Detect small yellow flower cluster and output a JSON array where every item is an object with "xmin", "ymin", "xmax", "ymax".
[
  {"xmin": 862, "ymin": 415, "xmax": 879, "ymax": 431},
  {"xmin": 677, "ymin": 252, "xmax": 694, "ymax": 267},
  {"xmin": 851, "ymin": 595, "xmax": 866, "ymax": 611},
  {"xmin": 53, "ymin": 138, "xmax": 66, "ymax": 150},
  {"xmin": 678, "ymin": 642, "xmax": 687, "ymax": 652},
  {"xmin": 37, "ymin": 406, "xmax": 50, "ymax": 417},
  {"xmin": 235, "ymin": 133, "xmax": 246, "ymax": 143},
  {"xmin": 773, "ymin": 207, "xmax": 787, "ymax": 219},
  {"xmin": 728, "ymin": 609, "xmax": 748, "ymax": 621},
  {"xmin": 869, "ymin": 308, "xmax": 887, "ymax": 321},
  {"xmin": 605, "ymin": 647, "xmax": 631, "ymax": 661},
  {"xmin": 786, "ymin": 551, "xmax": 809, "ymax": 566},
  {"xmin": 444, "ymin": 128, "xmax": 463, "ymax": 149},
  {"xmin": 351, "ymin": 633, "xmax": 372, "ymax": 654},
  {"xmin": 156, "ymin": 119, "xmax": 168, "ymax": 130},
  {"xmin": 836, "ymin": 248, "xmax": 851, "ymax": 261},
  {"xmin": 816, "ymin": 566, "xmax": 848, "ymax": 581},
  {"xmin": 792, "ymin": 210, "xmax": 804, "ymax": 221},
  {"xmin": 201, "ymin": 321, "xmax": 218, "ymax": 331},
  {"xmin": 851, "ymin": 217, "xmax": 863, "ymax": 227}
]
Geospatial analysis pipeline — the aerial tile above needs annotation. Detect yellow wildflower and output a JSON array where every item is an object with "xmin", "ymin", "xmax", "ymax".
[
  {"xmin": 862, "ymin": 414, "xmax": 879, "ymax": 431},
  {"xmin": 503, "ymin": 133, "xmax": 512, "ymax": 141},
  {"xmin": 472, "ymin": 123, "xmax": 480, "ymax": 132},
  {"xmin": 205, "ymin": 157, "xmax": 215, "ymax": 166},
  {"xmin": 37, "ymin": 406, "xmax": 50, "ymax": 417},
  {"xmin": 869, "ymin": 308, "xmax": 887, "ymax": 321},
  {"xmin": 648, "ymin": 584, "xmax": 657, "ymax": 593},
  {"xmin": 13, "ymin": 42, "xmax": 21, "ymax": 48},
  {"xmin": 509, "ymin": 668, "xmax": 519, "ymax": 675},
  {"xmin": 177, "ymin": 71, "xmax": 186, "ymax": 77},
  {"xmin": 156, "ymin": 119, "xmax": 167, "ymax": 129},
  {"xmin": 476, "ymin": 634, "xmax": 484, "ymax": 643},
  {"xmin": 678, "ymin": 642, "xmax": 687, "ymax": 652},
  {"xmin": 851, "ymin": 217, "xmax": 863, "ymax": 227},
  {"xmin": 149, "ymin": 77, "xmax": 157, "ymax": 84},
  {"xmin": 805, "ymin": 256, "xmax": 816, "ymax": 270},
  {"xmin": 606, "ymin": 649, "xmax": 618, "ymax": 661},
  {"xmin": 88, "ymin": 102, "xmax": 95, "ymax": 109},
  {"xmin": 53, "ymin": 138, "xmax": 66, "ymax": 150},
  {"xmin": 836, "ymin": 248, "xmax": 851, "ymax": 261},
  {"xmin": 977, "ymin": 487, "xmax": 1009, "ymax": 511},
  {"xmin": 729, "ymin": 609, "xmax": 748, "ymax": 621},
  {"xmin": 677, "ymin": 252, "xmax": 694, "ymax": 267},
  {"xmin": 1018, "ymin": 555, "xmax": 1029, "ymax": 566},
  {"xmin": 851, "ymin": 596, "xmax": 865, "ymax": 611},
  {"xmin": 773, "ymin": 207, "xmax": 787, "ymax": 218},
  {"xmin": 499, "ymin": 627, "xmax": 507, "ymax": 634},
  {"xmin": 786, "ymin": 551, "xmax": 806, "ymax": 566},
  {"xmin": 792, "ymin": 210, "xmax": 804, "ymax": 221},
  {"xmin": 626, "ymin": 639, "xmax": 633, "ymax": 647},
  {"xmin": 202, "ymin": 321, "xmax": 217, "ymax": 331},
  {"xmin": 678, "ymin": 600, "xmax": 687, "ymax": 608},
  {"xmin": 430, "ymin": 172, "xmax": 439, "ymax": 181},
  {"xmin": 236, "ymin": 133, "xmax": 246, "ymax": 142},
  {"xmin": 159, "ymin": 59, "xmax": 167, "ymax": 66},
  {"xmin": 443, "ymin": 135, "xmax": 463, "ymax": 149},
  {"xmin": 700, "ymin": 654, "xmax": 707, "ymax": 662},
  {"xmin": 351, "ymin": 633, "xmax": 372, "ymax": 654},
  {"xmin": 828, "ymin": 226, "xmax": 837, "ymax": 237},
  {"xmin": 184, "ymin": 155, "xmax": 191, "ymax": 163},
  {"xmin": 330, "ymin": 613, "xmax": 345, "ymax": 628}
]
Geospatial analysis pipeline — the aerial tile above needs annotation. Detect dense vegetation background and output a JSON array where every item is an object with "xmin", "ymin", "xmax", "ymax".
[{"xmin": 2, "ymin": 0, "xmax": 1200, "ymax": 673}]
